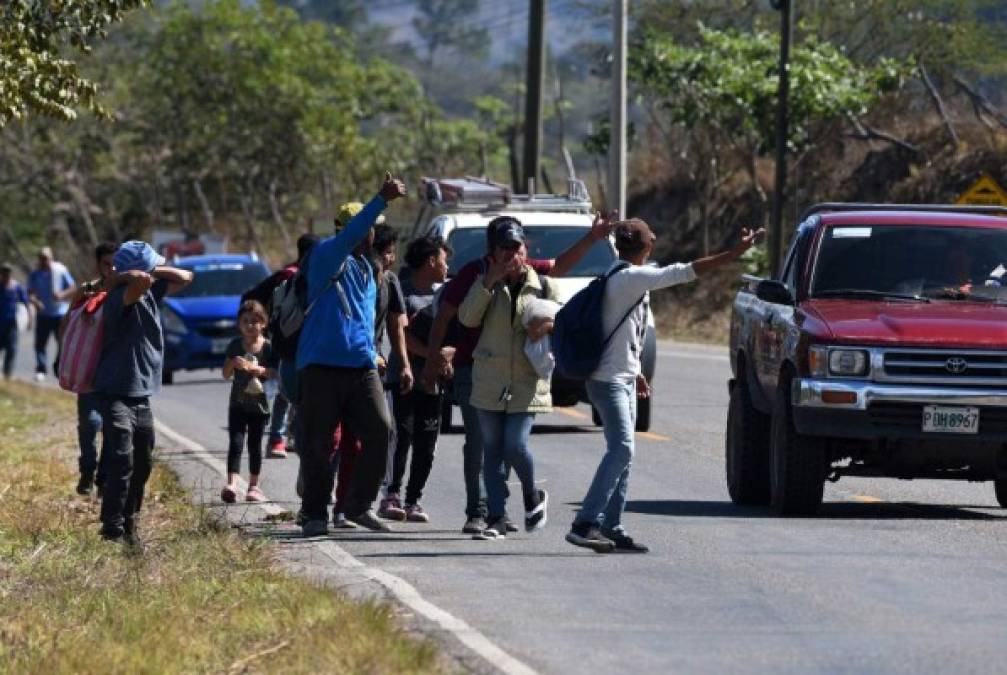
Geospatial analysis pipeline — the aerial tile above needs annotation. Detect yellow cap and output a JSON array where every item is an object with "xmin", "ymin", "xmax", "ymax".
[{"xmin": 335, "ymin": 201, "xmax": 386, "ymax": 232}]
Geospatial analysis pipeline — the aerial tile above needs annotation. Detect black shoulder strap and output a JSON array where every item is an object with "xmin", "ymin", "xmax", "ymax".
[{"xmin": 601, "ymin": 262, "xmax": 644, "ymax": 347}]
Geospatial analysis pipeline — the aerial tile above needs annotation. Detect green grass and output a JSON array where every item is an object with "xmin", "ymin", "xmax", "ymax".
[{"xmin": 0, "ymin": 381, "xmax": 445, "ymax": 674}]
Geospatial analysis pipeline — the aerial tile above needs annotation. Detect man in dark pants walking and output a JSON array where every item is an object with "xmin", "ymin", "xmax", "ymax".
[
  {"xmin": 296, "ymin": 173, "xmax": 407, "ymax": 536},
  {"xmin": 92, "ymin": 241, "xmax": 193, "ymax": 547}
]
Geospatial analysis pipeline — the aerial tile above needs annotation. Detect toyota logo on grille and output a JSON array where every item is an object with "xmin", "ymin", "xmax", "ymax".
[{"xmin": 945, "ymin": 357, "xmax": 969, "ymax": 374}]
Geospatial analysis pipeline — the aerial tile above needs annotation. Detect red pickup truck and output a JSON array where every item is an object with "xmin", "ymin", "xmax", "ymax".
[{"xmin": 727, "ymin": 204, "xmax": 1007, "ymax": 515}]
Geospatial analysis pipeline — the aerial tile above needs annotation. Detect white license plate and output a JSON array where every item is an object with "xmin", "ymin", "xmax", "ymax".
[
  {"xmin": 921, "ymin": 405, "xmax": 979, "ymax": 434},
  {"xmin": 211, "ymin": 338, "xmax": 231, "ymax": 355}
]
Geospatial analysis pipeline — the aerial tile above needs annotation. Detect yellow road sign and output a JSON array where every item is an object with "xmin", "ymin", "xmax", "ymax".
[{"xmin": 956, "ymin": 174, "xmax": 1007, "ymax": 206}]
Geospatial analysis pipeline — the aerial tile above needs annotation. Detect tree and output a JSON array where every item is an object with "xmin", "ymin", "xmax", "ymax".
[
  {"xmin": 631, "ymin": 24, "xmax": 905, "ymax": 232},
  {"xmin": 0, "ymin": 0, "xmax": 148, "ymax": 125},
  {"xmin": 412, "ymin": 0, "xmax": 489, "ymax": 66}
]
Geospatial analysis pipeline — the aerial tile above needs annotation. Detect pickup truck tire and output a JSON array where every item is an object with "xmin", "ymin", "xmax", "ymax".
[
  {"xmin": 769, "ymin": 389, "xmax": 825, "ymax": 516},
  {"xmin": 726, "ymin": 376, "xmax": 771, "ymax": 505},
  {"xmin": 995, "ymin": 479, "xmax": 1007, "ymax": 508}
]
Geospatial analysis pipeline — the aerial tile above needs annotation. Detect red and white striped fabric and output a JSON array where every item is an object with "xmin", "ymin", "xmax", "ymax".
[{"xmin": 58, "ymin": 292, "xmax": 108, "ymax": 394}]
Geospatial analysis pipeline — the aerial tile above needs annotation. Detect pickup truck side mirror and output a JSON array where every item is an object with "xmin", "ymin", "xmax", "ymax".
[{"xmin": 755, "ymin": 279, "xmax": 794, "ymax": 305}]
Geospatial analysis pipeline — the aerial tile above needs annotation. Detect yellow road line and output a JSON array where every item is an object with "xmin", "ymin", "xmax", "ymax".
[
  {"xmin": 555, "ymin": 407, "xmax": 589, "ymax": 420},
  {"xmin": 851, "ymin": 494, "xmax": 883, "ymax": 503},
  {"xmin": 636, "ymin": 431, "xmax": 671, "ymax": 442}
]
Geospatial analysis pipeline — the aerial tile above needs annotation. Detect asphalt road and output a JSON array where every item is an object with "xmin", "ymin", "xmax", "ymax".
[{"xmin": 15, "ymin": 335, "xmax": 1007, "ymax": 673}]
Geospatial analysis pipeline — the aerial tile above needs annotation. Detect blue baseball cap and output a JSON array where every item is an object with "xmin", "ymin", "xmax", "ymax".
[{"xmin": 114, "ymin": 241, "xmax": 165, "ymax": 273}]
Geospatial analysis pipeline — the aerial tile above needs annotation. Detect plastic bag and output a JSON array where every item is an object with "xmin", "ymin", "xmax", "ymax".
[{"xmin": 522, "ymin": 298, "xmax": 561, "ymax": 381}]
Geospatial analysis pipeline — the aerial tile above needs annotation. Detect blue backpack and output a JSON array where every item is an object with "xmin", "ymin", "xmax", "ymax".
[{"xmin": 553, "ymin": 262, "xmax": 643, "ymax": 379}]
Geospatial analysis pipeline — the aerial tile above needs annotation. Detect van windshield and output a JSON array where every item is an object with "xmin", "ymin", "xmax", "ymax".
[
  {"xmin": 447, "ymin": 225, "xmax": 615, "ymax": 276},
  {"xmin": 812, "ymin": 224, "xmax": 1007, "ymax": 302}
]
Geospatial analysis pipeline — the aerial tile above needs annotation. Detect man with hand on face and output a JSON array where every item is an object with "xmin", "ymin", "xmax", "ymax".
[
  {"xmin": 421, "ymin": 211, "xmax": 617, "ymax": 535},
  {"xmin": 296, "ymin": 173, "xmax": 407, "ymax": 537}
]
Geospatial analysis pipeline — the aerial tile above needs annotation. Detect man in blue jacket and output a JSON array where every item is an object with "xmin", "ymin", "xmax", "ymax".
[{"xmin": 297, "ymin": 173, "xmax": 407, "ymax": 536}]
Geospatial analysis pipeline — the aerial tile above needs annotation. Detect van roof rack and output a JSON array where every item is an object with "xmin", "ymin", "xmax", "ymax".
[
  {"xmin": 801, "ymin": 202, "xmax": 1007, "ymax": 221},
  {"xmin": 420, "ymin": 176, "xmax": 593, "ymax": 214}
]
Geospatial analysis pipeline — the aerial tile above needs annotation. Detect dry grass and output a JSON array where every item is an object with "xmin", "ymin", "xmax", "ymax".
[
  {"xmin": 653, "ymin": 262, "xmax": 742, "ymax": 345},
  {"xmin": 0, "ymin": 381, "xmax": 443, "ymax": 675}
]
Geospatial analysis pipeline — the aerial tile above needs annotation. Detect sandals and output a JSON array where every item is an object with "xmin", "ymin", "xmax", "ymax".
[{"xmin": 245, "ymin": 485, "xmax": 266, "ymax": 502}]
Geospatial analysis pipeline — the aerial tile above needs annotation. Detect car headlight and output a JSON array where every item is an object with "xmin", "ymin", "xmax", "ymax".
[
  {"xmin": 808, "ymin": 346, "xmax": 870, "ymax": 378},
  {"xmin": 161, "ymin": 307, "xmax": 187, "ymax": 334}
]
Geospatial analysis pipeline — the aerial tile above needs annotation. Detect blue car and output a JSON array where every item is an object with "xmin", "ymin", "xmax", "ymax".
[{"xmin": 161, "ymin": 254, "xmax": 270, "ymax": 384}]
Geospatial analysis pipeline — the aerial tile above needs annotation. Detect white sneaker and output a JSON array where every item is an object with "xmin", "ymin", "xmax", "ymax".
[
  {"xmin": 34, "ymin": 372, "xmax": 45, "ymax": 382},
  {"xmin": 333, "ymin": 512, "xmax": 357, "ymax": 529}
]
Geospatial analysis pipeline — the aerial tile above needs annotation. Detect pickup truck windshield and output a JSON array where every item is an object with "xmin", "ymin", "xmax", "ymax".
[
  {"xmin": 447, "ymin": 225, "xmax": 615, "ymax": 276},
  {"xmin": 172, "ymin": 263, "xmax": 270, "ymax": 298},
  {"xmin": 812, "ymin": 224, "xmax": 1007, "ymax": 302}
]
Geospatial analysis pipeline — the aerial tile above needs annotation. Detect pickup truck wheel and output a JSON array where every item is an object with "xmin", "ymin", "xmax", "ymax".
[
  {"xmin": 769, "ymin": 389, "xmax": 825, "ymax": 516},
  {"xmin": 995, "ymin": 479, "xmax": 1007, "ymax": 508},
  {"xmin": 635, "ymin": 397, "xmax": 652, "ymax": 432},
  {"xmin": 725, "ymin": 377, "xmax": 771, "ymax": 505}
]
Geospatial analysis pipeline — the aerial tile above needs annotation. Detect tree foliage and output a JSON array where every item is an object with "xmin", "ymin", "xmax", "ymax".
[
  {"xmin": 0, "ymin": 0, "xmax": 503, "ymax": 271},
  {"xmin": 0, "ymin": 0, "xmax": 147, "ymax": 125},
  {"xmin": 632, "ymin": 24, "xmax": 906, "ymax": 156}
]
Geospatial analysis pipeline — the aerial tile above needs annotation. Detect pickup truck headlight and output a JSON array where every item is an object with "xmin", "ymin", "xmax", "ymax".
[
  {"xmin": 828, "ymin": 349, "xmax": 869, "ymax": 376},
  {"xmin": 161, "ymin": 307, "xmax": 187, "ymax": 334},
  {"xmin": 808, "ymin": 346, "xmax": 870, "ymax": 378}
]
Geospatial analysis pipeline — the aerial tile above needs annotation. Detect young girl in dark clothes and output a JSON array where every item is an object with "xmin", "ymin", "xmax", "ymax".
[{"xmin": 221, "ymin": 300, "xmax": 277, "ymax": 503}]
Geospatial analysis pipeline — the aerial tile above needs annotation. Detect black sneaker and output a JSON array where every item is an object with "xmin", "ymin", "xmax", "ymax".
[
  {"xmin": 524, "ymin": 489, "xmax": 548, "ymax": 532},
  {"xmin": 504, "ymin": 517, "xmax": 518, "ymax": 533},
  {"xmin": 565, "ymin": 522, "xmax": 615, "ymax": 553},
  {"xmin": 472, "ymin": 518, "xmax": 507, "ymax": 540},
  {"xmin": 302, "ymin": 519, "xmax": 329, "ymax": 537},
  {"xmin": 608, "ymin": 533, "xmax": 649, "ymax": 554},
  {"xmin": 462, "ymin": 516, "xmax": 487, "ymax": 534},
  {"xmin": 76, "ymin": 475, "xmax": 94, "ymax": 496}
]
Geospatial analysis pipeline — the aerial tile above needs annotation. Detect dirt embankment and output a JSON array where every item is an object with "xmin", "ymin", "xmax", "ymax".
[{"xmin": 639, "ymin": 116, "xmax": 1007, "ymax": 344}]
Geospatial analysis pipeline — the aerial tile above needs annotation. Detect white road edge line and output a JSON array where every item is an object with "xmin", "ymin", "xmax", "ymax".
[
  {"xmin": 154, "ymin": 420, "xmax": 538, "ymax": 675},
  {"xmin": 658, "ymin": 349, "xmax": 730, "ymax": 362}
]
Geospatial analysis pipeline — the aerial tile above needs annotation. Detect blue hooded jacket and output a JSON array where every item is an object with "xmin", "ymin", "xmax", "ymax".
[{"xmin": 296, "ymin": 196, "xmax": 387, "ymax": 370}]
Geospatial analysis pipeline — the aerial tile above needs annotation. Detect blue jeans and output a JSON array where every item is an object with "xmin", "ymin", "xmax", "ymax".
[
  {"xmin": 34, "ymin": 314, "xmax": 62, "ymax": 374},
  {"xmin": 454, "ymin": 364, "xmax": 487, "ymax": 518},
  {"xmin": 576, "ymin": 379, "xmax": 637, "ymax": 535},
  {"xmin": 476, "ymin": 409, "xmax": 536, "ymax": 520},
  {"xmin": 268, "ymin": 385, "xmax": 289, "ymax": 442},
  {"xmin": 278, "ymin": 359, "xmax": 302, "ymax": 451},
  {"xmin": 0, "ymin": 322, "xmax": 17, "ymax": 379},
  {"xmin": 77, "ymin": 392, "xmax": 104, "ymax": 481}
]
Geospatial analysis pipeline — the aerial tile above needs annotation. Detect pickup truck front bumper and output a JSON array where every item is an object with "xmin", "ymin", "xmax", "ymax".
[{"xmin": 791, "ymin": 378, "xmax": 1007, "ymax": 441}]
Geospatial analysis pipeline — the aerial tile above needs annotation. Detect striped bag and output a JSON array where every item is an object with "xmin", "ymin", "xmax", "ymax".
[{"xmin": 58, "ymin": 292, "xmax": 108, "ymax": 394}]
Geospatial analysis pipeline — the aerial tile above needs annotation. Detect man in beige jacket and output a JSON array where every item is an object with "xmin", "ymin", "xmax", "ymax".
[{"xmin": 458, "ymin": 221, "xmax": 560, "ymax": 539}]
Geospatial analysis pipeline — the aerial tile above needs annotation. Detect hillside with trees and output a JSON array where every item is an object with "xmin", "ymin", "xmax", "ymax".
[{"xmin": 4, "ymin": 1, "xmax": 1007, "ymax": 340}]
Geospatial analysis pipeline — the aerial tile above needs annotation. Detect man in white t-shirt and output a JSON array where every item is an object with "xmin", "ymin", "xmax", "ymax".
[{"xmin": 566, "ymin": 218, "xmax": 763, "ymax": 553}]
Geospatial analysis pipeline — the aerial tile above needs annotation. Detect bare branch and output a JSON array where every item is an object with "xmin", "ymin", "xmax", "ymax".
[
  {"xmin": 918, "ymin": 61, "xmax": 958, "ymax": 146},
  {"xmin": 845, "ymin": 116, "xmax": 919, "ymax": 154},
  {"xmin": 952, "ymin": 74, "xmax": 1007, "ymax": 129}
]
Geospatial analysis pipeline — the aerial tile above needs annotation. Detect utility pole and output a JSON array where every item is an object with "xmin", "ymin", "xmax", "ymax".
[
  {"xmin": 609, "ymin": 0, "xmax": 628, "ymax": 217},
  {"xmin": 769, "ymin": 0, "xmax": 792, "ymax": 277},
  {"xmin": 523, "ymin": 0, "xmax": 547, "ymax": 194}
]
